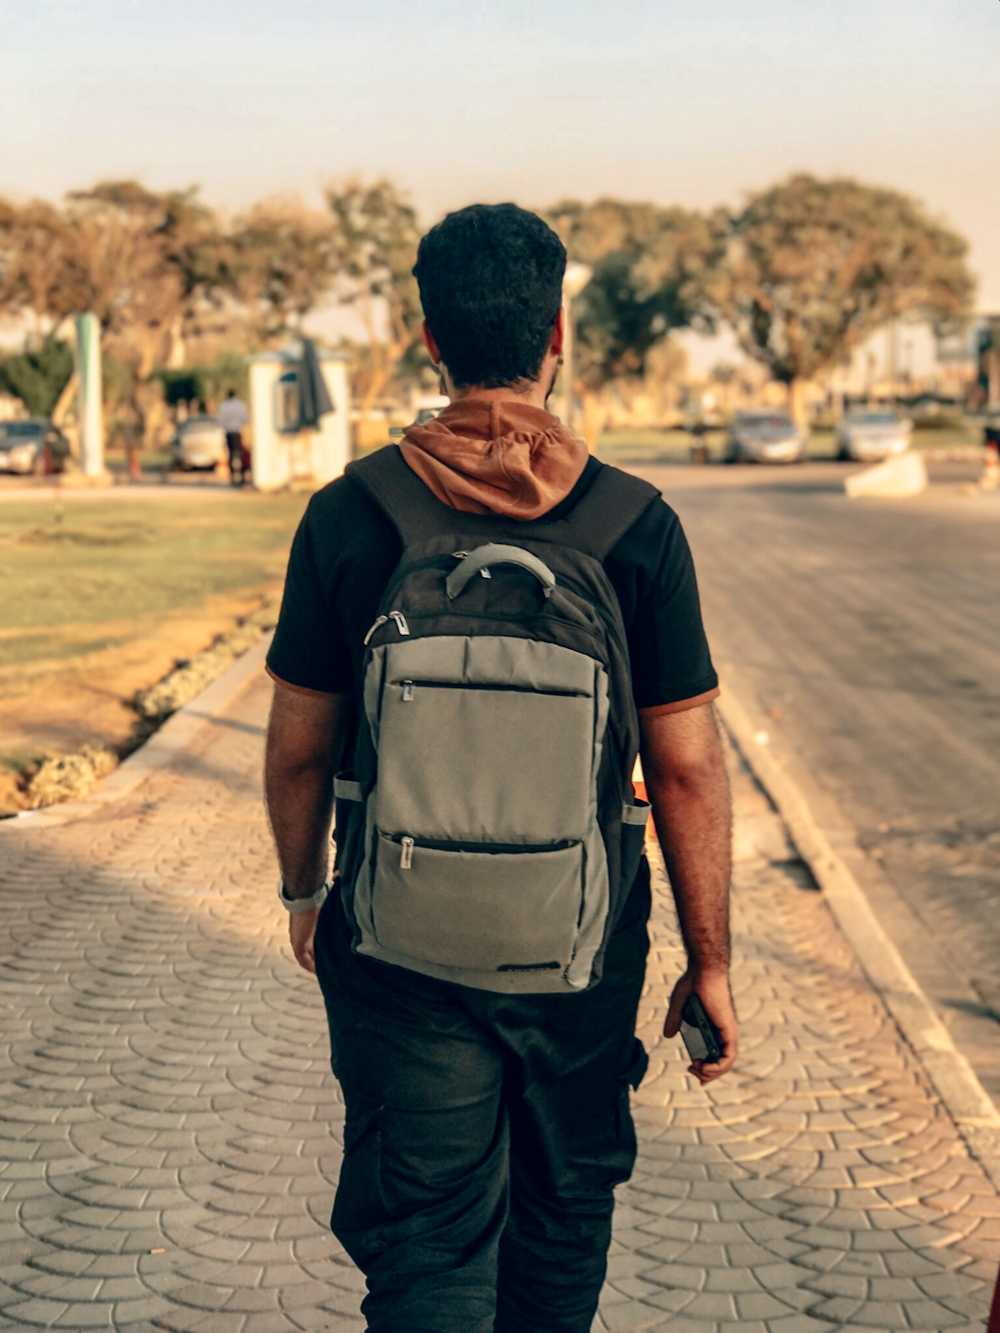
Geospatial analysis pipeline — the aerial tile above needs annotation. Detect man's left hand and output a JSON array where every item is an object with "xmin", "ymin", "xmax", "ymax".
[{"xmin": 289, "ymin": 910, "xmax": 319, "ymax": 975}]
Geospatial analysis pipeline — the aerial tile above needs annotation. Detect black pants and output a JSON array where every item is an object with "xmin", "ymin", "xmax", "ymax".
[
  {"xmin": 226, "ymin": 432, "xmax": 244, "ymax": 483},
  {"xmin": 313, "ymin": 864, "xmax": 651, "ymax": 1333}
]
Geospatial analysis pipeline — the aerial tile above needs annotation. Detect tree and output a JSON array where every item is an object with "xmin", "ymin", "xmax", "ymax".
[
  {"xmin": 547, "ymin": 199, "xmax": 719, "ymax": 442},
  {"xmin": 226, "ymin": 198, "xmax": 336, "ymax": 341},
  {"xmin": 0, "ymin": 199, "xmax": 76, "ymax": 339},
  {"xmin": 713, "ymin": 174, "xmax": 976, "ymax": 420},
  {"xmin": 0, "ymin": 336, "xmax": 74, "ymax": 417},
  {"xmin": 0, "ymin": 182, "xmax": 231, "ymax": 446},
  {"xmin": 325, "ymin": 178, "xmax": 423, "ymax": 419},
  {"xmin": 65, "ymin": 183, "xmax": 220, "ymax": 372}
]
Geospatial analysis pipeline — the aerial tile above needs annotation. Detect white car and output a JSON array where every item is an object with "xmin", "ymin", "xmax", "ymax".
[
  {"xmin": 837, "ymin": 411, "xmax": 912, "ymax": 462},
  {"xmin": 169, "ymin": 416, "xmax": 227, "ymax": 471},
  {"xmin": 725, "ymin": 412, "xmax": 806, "ymax": 464}
]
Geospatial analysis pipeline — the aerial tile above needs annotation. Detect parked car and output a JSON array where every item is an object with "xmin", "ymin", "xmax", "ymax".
[
  {"xmin": 0, "ymin": 419, "xmax": 71, "ymax": 474},
  {"xmin": 836, "ymin": 411, "xmax": 912, "ymax": 462},
  {"xmin": 725, "ymin": 412, "xmax": 806, "ymax": 464},
  {"xmin": 169, "ymin": 416, "xmax": 227, "ymax": 471}
]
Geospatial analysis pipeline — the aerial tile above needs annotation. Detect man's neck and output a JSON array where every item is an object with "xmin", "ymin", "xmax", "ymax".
[{"xmin": 444, "ymin": 358, "xmax": 559, "ymax": 414}]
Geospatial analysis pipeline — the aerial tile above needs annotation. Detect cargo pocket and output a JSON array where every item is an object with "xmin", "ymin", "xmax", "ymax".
[
  {"xmin": 625, "ymin": 1035, "xmax": 648, "ymax": 1091},
  {"xmin": 330, "ymin": 1102, "xmax": 387, "ymax": 1265},
  {"xmin": 620, "ymin": 799, "xmax": 651, "ymax": 894},
  {"xmin": 608, "ymin": 1037, "xmax": 647, "ymax": 1179},
  {"xmin": 372, "ymin": 832, "xmax": 583, "ymax": 973}
]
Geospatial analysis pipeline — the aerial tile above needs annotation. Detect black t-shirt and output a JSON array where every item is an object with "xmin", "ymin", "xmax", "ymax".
[{"xmin": 268, "ymin": 456, "xmax": 718, "ymax": 712}]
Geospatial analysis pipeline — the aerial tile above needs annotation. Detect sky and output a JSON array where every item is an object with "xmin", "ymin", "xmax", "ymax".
[{"xmin": 2, "ymin": 0, "xmax": 999, "ymax": 309}]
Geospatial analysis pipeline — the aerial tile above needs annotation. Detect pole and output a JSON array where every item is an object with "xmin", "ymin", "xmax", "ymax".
[{"xmin": 74, "ymin": 313, "xmax": 104, "ymax": 479}]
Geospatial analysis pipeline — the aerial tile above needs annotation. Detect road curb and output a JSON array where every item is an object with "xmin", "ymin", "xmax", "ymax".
[
  {"xmin": 2, "ymin": 634, "xmax": 273, "ymax": 832},
  {"xmin": 717, "ymin": 685, "xmax": 1000, "ymax": 1192}
]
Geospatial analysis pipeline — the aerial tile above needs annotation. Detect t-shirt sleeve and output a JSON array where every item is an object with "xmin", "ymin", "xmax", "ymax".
[
  {"xmin": 266, "ymin": 497, "xmax": 352, "ymax": 695},
  {"xmin": 607, "ymin": 497, "xmax": 719, "ymax": 713}
]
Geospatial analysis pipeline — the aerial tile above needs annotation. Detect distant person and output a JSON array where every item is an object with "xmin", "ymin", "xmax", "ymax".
[{"xmin": 218, "ymin": 390, "xmax": 249, "ymax": 485}]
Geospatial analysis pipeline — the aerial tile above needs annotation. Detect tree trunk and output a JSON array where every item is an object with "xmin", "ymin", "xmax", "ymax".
[
  {"xmin": 787, "ymin": 378, "xmax": 809, "ymax": 426},
  {"xmin": 580, "ymin": 389, "xmax": 607, "ymax": 454},
  {"xmin": 360, "ymin": 357, "xmax": 391, "ymax": 424},
  {"xmin": 51, "ymin": 370, "xmax": 79, "ymax": 433},
  {"xmin": 988, "ymin": 347, "xmax": 1000, "ymax": 412},
  {"xmin": 166, "ymin": 316, "xmax": 186, "ymax": 370}
]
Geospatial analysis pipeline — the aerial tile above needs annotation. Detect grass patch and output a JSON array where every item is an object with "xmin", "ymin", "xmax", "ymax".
[
  {"xmin": 12, "ymin": 521, "xmax": 156, "ymax": 547},
  {"xmin": 0, "ymin": 491, "xmax": 308, "ymax": 646}
]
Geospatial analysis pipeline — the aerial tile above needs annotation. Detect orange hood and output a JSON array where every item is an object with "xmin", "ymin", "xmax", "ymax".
[{"xmin": 399, "ymin": 397, "xmax": 589, "ymax": 520}]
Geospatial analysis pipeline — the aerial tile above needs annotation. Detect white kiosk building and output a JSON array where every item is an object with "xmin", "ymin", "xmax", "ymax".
[{"xmin": 248, "ymin": 346, "xmax": 350, "ymax": 491}]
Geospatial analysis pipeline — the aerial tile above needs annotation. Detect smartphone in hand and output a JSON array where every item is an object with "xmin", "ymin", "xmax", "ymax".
[{"xmin": 679, "ymin": 993, "xmax": 723, "ymax": 1064}]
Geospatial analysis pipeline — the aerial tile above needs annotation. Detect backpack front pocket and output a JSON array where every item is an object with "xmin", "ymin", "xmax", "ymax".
[
  {"xmin": 376, "ymin": 681, "xmax": 595, "ymax": 845},
  {"xmin": 371, "ymin": 832, "xmax": 584, "ymax": 973}
]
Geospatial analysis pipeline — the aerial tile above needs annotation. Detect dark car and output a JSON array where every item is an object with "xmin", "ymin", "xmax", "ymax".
[{"xmin": 0, "ymin": 419, "xmax": 71, "ymax": 474}]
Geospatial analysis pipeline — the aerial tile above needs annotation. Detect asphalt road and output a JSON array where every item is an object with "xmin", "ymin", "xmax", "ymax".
[{"xmin": 638, "ymin": 458, "xmax": 1000, "ymax": 1105}]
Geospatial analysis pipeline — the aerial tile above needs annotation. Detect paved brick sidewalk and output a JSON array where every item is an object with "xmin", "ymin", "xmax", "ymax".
[{"xmin": 0, "ymin": 668, "xmax": 997, "ymax": 1332}]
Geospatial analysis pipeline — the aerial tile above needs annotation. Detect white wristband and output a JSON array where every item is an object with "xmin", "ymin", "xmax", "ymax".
[{"xmin": 277, "ymin": 880, "xmax": 330, "ymax": 914}]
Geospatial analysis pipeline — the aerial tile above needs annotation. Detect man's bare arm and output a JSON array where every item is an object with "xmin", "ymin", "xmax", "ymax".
[
  {"xmin": 264, "ymin": 680, "xmax": 351, "ymax": 974},
  {"xmin": 639, "ymin": 701, "xmax": 737, "ymax": 1083}
]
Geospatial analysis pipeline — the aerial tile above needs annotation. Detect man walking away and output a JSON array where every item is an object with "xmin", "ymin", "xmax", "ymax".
[
  {"xmin": 218, "ymin": 388, "xmax": 249, "ymax": 485},
  {"xmin": 264, "ymin": 203, "xmax": 737, "ymax": 1333}
]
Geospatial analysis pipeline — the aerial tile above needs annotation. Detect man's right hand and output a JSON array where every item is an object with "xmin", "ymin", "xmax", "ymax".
[{"xmin": 664, "ymin": 967, "xmax": 738, "ymax": 1085}]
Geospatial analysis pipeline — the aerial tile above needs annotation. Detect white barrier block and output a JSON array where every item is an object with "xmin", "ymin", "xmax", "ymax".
[{"xmin": 845, "ymin": 450, "xmax": 927, "ymax": 499}]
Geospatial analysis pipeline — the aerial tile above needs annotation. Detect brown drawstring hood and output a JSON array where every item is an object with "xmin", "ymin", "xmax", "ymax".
[{"xmin": 399, "ymin": 397, "xmax": 589, "ymax": 520}]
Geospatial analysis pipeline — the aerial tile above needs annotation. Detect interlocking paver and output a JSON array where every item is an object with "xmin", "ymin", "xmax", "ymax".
[{"xmin": 1, "ymin": 668, "xmax": 997, "ymax": 1331}]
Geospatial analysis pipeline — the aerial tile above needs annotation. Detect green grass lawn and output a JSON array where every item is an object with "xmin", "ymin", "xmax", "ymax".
[{"xmin": 0, "ymin": 490, "xmax": 308, "ymax": 674}]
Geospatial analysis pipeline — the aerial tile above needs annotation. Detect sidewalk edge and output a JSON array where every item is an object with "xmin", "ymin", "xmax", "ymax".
[
  {"xmin": 2, "ymin": 634, "xmax": 273, "ymax": 833},
  {"xmin": 717, "ymin": 686, "xmax": 1000, "ymax": 1192}
]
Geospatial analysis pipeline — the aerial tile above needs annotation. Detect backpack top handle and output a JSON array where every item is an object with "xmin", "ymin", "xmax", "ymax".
[{"xmin": 446, "ymin": 544, "xmax": 556, "ymax": 601}]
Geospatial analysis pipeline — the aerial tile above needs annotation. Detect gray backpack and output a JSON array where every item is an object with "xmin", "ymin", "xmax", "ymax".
[{"xmin": 333, "ymin": 446, "xmax": 659, "ymax": 994}]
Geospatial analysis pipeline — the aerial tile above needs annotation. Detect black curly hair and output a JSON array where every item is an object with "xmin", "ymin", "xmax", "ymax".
[{"xmin": 413, "ymin": 203, "xmax": 567, "ymax": 390}]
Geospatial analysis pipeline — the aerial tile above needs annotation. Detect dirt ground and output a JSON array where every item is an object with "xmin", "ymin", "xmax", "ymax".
[{"xmin": 0, "ymin": 587, "xmax": 274, "ymax": 815}]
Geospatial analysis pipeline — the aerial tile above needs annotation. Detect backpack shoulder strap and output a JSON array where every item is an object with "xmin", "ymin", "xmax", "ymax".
[
  {"xmin": 556, "ymin": 462, "xmax": 661, "ymax": 560},
  {"xmin": 346, "ymin": 445, "xmax": 458, "ymax": 546},
  {"xmin": 348, "ymin": 447, "xmax": 661, "ymax": 557}
]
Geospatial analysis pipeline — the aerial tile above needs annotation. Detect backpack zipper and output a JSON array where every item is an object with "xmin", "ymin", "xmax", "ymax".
[
  {"xmin": 363, "ymin": 614, "xmax": 388, "ymax": 646},
  {"xmin": 391, "ymin": 834, "xmax": 576, "ymax": 857},
  {"xmin": 363, "ymin": 610, "xmax": 409, "ymax": 645},
  {"xmin": 394, "ymin": 680, "xmax": 587, "ymax": 699}
]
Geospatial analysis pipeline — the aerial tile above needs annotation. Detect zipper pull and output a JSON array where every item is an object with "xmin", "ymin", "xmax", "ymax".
[
  {"xmin": 390, "ymin": 611, "xmax": 410, "ymax": 636},
  {"xmin": 363, "ymin": 614, "xmax": 388, "ymax": 646},
  {"xmin": 400, "ymin": 836, "xmax": 414, "ymax": 870},
  {"xmin": 401, "ymin": 680, "xmax": 414, "ymax": 702}
]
